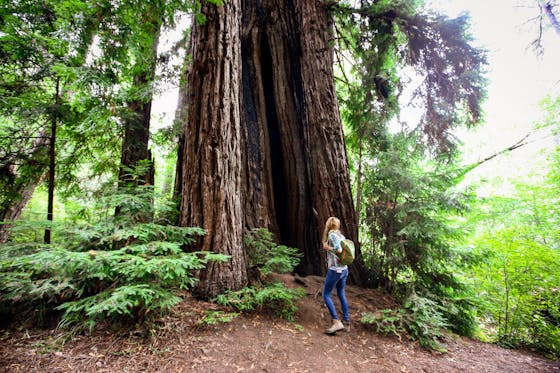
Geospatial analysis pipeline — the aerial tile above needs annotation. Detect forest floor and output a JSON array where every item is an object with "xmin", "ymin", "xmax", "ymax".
[{"xmin": 1, "ymin": 273, "xmax": 558, "ymax": 373}]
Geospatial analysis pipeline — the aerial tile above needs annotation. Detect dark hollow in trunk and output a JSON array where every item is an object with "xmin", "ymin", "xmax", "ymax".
[{"xmin": 177, "ymin": 0, "xmax": 369, "ymax": 297}]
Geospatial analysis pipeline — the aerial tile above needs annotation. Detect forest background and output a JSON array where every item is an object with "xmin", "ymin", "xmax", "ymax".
[{"xmin": 1, "ymin": 0, "xmax": 559, "ymax": 361}]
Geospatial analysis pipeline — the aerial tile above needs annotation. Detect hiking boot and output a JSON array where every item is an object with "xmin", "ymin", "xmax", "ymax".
[
  {"xmin": 325, "ymin": 319, "xmax": 344, "ymax": 335},
  {"xmin": 343, "ymin": 320, "xmax": 351, "ymax": 332}
]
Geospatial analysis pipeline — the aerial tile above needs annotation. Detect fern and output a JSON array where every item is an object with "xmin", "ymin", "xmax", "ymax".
[
  {"xmin": 0, "ymin": 186, "xmax": 229, "ymax": 332},
  {"xmin": 361, "ymin": 309, "xmax": 405, "ymax": 338},
  {"xmin": 215, "ymin": 230, "xmax": 305, "ymax": 321},
  {"xmin": 197, "ymin": 310, "xmax": 239, "ymax": 326},
  {"xmin": 215, "ymin": 283, "xmax": 305, "ymax": 321},
  {"xmin": 361, "ymin": 293, "xmax": 450, "ymax": 352},
  {"xmin": 244, "ymin": 228, "xmax": 302, "ymax": 279}
]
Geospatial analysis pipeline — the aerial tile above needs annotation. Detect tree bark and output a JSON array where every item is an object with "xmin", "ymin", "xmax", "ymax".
[
  {"xmin": 238, "ymin": 0, "xmax": 369, "ymax": 284},
  {"xmin": 178, "ymin": 0, "xmax": 248, "ymax": 297},
  {"xmin": 44, "ymin": 78, "xmax": 59, "ymax": 244},
  {"xmin": 0, "ymin": 130, "xmax": 48, "ymax": 243},
  {"xmin": 177, "ymin": 0, "xmax": 370, "ymax": 297},
  {"xmin": 118, "ymin": 14, "xmax": 160, "ymax": 188}
]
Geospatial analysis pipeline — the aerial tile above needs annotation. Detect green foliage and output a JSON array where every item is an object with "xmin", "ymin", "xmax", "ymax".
[
  {"xmin": 0, "ymin": 0, "xmax": 123, "ymax": 224},
  {"xmin": 244, "ymin": 228, "xmax": 302, "ymax": 280},
  {"xmin": 361, "ymin": 309, "xmax": 405, "ymax": 338},
  {"xmin": 468, "ymin": 206, "xmax": 560, "ymax": 357},
  {"xmin": 215, "ymin": 283, "xmax": 305, "ymax": 321},
  {"xmin": 0, "ymin": 0, "xmax": 197, "ymax": 230},
  {"xmin": 401, "ymin": 293, "xmax": 449, "ymax": 351},
  {"xmin": 197, "ymin": 310, "xmax": 239, "ymax": 327},
  {"xmin": 463, "ymin": 97, "xmax": 560, "ymax": 357},
  {"xmin": 334, "ymin": 0, "xmax": 486, "ymax": 345},
  {"xmin": 362, "ymin": 293, "xmax": 449, "ymax": 351},
  {"xmin": 214, "ymin": 229, "xmax": 305, "ymax": 320},
  {"xmin": 355, "ymin": 132, "xmax": 479, "ymax": 338},
  {"xmin": 0, "ymin": 187, "xmax": 228, "ymax": 332},
  {"xmin": 56, "ymin": 285, "xmax": 181, "ymax": 330},
  {"xmin": 334, "ymin": 1, "xmax": 487, "ymax": 155}
]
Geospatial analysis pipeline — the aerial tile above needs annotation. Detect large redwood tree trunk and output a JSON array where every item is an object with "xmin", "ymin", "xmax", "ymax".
[
  {"xmin": 178, "ymin": 0, "xmax": 248, "ymax": 297},
  {"xmin": 177, "ymin": 0, "xmax": 369, "ymax": 297}
]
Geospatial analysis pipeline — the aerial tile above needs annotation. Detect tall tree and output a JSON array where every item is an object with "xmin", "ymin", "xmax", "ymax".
[
  {"xmin": 1, "ymin": 0, "xmax": 190, "ymax": 242},
  {"xmin": 0, "ymin": 127, "xmax": 48, "ymax": 242},
  {"xmin": 112, "ymin": 1, "xmax": 163, "ymax": 188},
  {"xmin": 0, "ymin": 0, "xmax": 99, "ymax": 242},
  {"xmin": 177, "ymin": 0, "xmax": 247, "ymax": 296},
  {"xmin": 175, "ymin": 0, "xmax": 486, "ymax": 297},
  {"xmin": 44, "ymin": 78, "xmax": 60, "ymax": 244},
  {"xmin": 177, "ymin": 0, "xmax": 368, "ymax": 297}
]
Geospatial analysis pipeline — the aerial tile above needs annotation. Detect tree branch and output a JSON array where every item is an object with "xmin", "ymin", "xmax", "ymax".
[
  {"xmin": 473, "ymin": 133, "xmax": 531, "ymax": 168},
  {"xmin": 458, "ymin": 133, "xmax": 532, "ymax": 178},
  {"xmin": 541, "ymin": 1, "xmax": 560, "ymax": 34}
]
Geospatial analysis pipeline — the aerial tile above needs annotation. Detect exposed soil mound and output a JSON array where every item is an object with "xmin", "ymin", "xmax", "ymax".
[{"xmin": 1, "ymin": 273, "xmax": 558, "ymax": 372}]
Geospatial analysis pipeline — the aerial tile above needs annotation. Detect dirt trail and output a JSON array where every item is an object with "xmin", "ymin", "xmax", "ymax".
[{"xmin": 1, "ymin": 274, "xmax": 558, "ymax": 372}]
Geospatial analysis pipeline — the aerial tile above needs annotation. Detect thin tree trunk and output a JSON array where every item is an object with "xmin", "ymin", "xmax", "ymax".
[
  {"xmin": 0, "ymin": 170, "xmax": 45, "ymax": 243},
  {"xmin": 173, "ymin": 31, "xmax": 191, "ymax": 214},
  {"xmin": 502, "ymin": 264, "xmax": 510, "ymax": 338},
  {"xmin": 356, "ymin": 71, "xmax": 375, "ymax": 227},
  {"xmin": 0, "ymin": 129, "xmax": 49, "ymax": 243},
  {"xmin": 44, "ymin": 78, "xmax": 60, "ymax": 244},
  {"xmin": 118, "ymin": 18, "xmax": 160, "ymax": 188},
  {"xmin": 355, "ymin": 137, "xmax": 364, "ymax": 223}
]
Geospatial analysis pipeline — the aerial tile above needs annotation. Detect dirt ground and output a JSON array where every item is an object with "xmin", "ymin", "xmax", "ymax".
[{"xmin": 1, "ymin": 274, "xmax": 558, "ymax": 372}]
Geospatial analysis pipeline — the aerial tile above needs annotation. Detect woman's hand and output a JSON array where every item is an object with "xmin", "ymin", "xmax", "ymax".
[{"xmin": 323, "ymin": 244, "xmax": 333, "ymax": 252}]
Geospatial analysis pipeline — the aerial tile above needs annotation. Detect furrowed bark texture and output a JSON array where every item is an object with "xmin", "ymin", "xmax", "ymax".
[
  {"xmin": 178, "ymin": 0, "xmax": 368, "ymax": 297},
  {"xmin": 179, "ymin": 0, "xmax": 248, "ymax": 297}
]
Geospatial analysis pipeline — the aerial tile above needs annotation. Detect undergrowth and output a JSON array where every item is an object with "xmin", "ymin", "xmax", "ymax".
[
  {"xmin": 361, "ymin": 292, "xmax": 449, "ymax": 351},
  {"xmin": 215, "ymin": 228, "xmax": 305, "ymax": 321},
  {"xmin": 0, "ymin": 186, "xmax": 228, "ymax": 333}
]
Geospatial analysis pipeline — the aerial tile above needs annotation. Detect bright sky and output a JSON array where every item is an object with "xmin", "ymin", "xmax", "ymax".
[{"xmin": 429, "ymin": 0, "xmax": 560, "ymax": 187}]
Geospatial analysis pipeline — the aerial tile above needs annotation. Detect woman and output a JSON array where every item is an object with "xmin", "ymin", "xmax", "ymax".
[{"xmin": 322, "ymin": 216, "xmax": 350, "ymax": 334}]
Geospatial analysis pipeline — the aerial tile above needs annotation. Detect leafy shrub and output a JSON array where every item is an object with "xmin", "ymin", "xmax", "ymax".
[
  {"xmin": 361, "ymin": 309, "xmax": 405, "ymax": 338},
  {"xmin": 356, "ymin": 132, "xmax": 481, "ymax": 339},
  {"xmin": 469, "ymin": 220, "xmax": 560, "ymax": 358},
  {"xmin": 214, "ymin": 228, "xmax": 305, "ymax": 320},
  {"xmin": 0, "ymin": 186, "xmax": 228, "ymax": 332},
  {"xmin": 215, "ymin": 283, "xmax": 305, "ymax": 321},
  {"xmin": 401, "ymin": 293, "xmax": 449, "ymax": 351},
  {"xmin": 197, "ymin": 310, "xmax": 239, "ymax": 326},
  {"xmin": 244, "ymin": 228, "xmax": 302, "ymax": 280},
  {"xmin": 362, "ymin": 293, "xmax": 449, "ymax": 351}
]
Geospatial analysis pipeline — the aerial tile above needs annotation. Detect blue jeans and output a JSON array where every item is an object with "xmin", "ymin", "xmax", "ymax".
[{"xmin": 322, "ymin": 268, "xmax": 349, "ymax": 321}]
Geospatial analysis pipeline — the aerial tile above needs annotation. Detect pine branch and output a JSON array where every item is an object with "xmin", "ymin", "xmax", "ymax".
[{"xmin": 459, "ymin": 133, "xmax": 531, "ymax": 178}]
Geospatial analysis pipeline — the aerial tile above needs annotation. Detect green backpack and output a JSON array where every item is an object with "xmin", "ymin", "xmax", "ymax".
[{"xmin": 335, "ymin": 234, "xmax": 355, "ymax": 265}]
